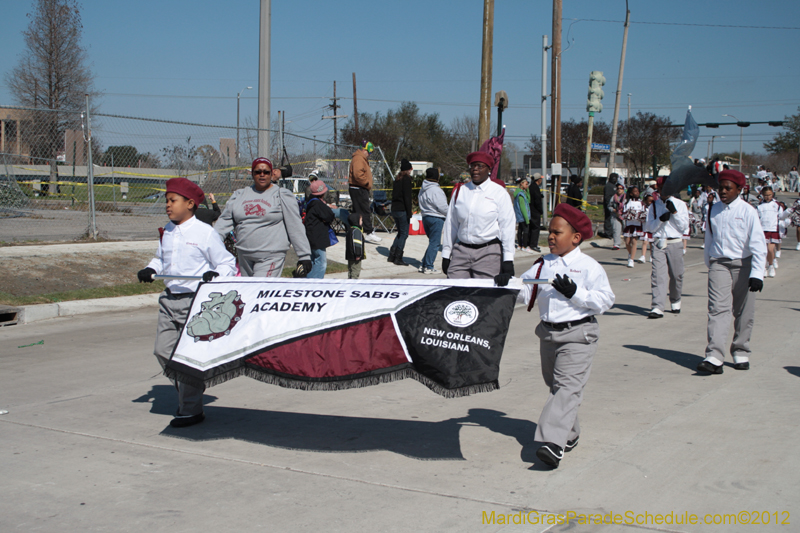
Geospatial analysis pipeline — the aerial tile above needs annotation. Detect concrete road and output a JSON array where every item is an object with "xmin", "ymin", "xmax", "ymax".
[{"xmin": 2, "ymin": 238, "xmax": 799, "ymax": 532}]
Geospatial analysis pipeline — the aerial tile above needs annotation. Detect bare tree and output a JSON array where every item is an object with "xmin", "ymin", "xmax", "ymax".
[
  {"xmin": 621, "ymin": 112, "xmax": 680, "ymax": 180},
  {"xmin": 5, "ymin": 0, "xmax": 98, "ymax": 192}
]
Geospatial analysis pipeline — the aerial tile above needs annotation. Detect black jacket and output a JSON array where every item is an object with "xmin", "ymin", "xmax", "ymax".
[
  {"xmin": 195, "ymin": 201, "xmax": 220, "ymax": 225},
  {"xmin": 530, "ymin": 182, "xmax": 544, "ymax": 215},
  {"xmin": 566, "ymin": 183, "xmax": 583, "ymax": 209},
  {"xmin": 304, "ymin": 197, "xmax": 335, "ymax": 250},
  {"xmin": 391, "ymin": 175, "xmax": 413, "ymax": 218}
]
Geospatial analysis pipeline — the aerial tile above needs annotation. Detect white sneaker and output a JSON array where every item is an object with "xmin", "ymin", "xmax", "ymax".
[
  {"xmin": 776, "ymin": 250, "xmax": 781, "ymax": 258},
  {"xmin": 768, "ymin": 266, "xmax": 776, "ymax": 278},
  {"xmin": 637, "ymin": 255, "xmax": 646, "ymax": 263},
  {"xmin": 364, "ymin": 232, "xmax": 382, "ymax": 244},
  {"xmin": 627, "ymin": 259, "xmax": 634, "ymax": 268},
  {"xmin": 701, "ymin": 244, "xmax": 705, "ymax": 249},
  {"xmin": 649, "ymin": 256, "xmax": 653, "ymax": 263},
  {"xmin": 671, "ymin": 300, "xmax": 681, "ymax": 312},
  {"xmin": 773, "ymin": 259, "xmax": 779, "ymax": 269},
  {"xmin": 424, "ymin": 268, "xmax": 439, "ymax": 274},
  {"xmin": 796, "ymin": 243, "xmax": 800, "ymax": 251},
  {"xmin": 683, "ymin": 249, "xmax": 687, "ymax": 255},
  {"xmin": 418, "ymin": 266, "xmax": 425, "ymax": 273}
]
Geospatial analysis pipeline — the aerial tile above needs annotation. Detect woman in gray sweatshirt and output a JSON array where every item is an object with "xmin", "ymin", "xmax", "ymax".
[
  {"xmin": 417, "ymin": 167, "xmax": 448, "ymax": 274},
  {"xmin": 216, "ymin": 157, "xmax": 312, "ymax": 277}
]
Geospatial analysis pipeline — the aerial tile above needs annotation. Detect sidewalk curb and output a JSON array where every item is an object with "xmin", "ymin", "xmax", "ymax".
[
  {"xmin": 15, "ymin": 238, "xmax": 615, "ymax": 325},
  {"xmin": 18, "ymin": 293, "xmax": 161, "ymax": 325}
]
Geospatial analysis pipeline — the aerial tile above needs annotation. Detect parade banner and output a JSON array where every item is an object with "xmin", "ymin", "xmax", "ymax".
[{"xmin": 165, "ymin": 277, "xmax": 520, "ymax": 397}]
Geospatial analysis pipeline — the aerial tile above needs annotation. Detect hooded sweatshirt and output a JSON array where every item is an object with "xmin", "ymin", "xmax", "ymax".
[
  {"xmin": 418, "ymin": 179, "xmax": 448, "ymax": 219},
  {"xmin": 348, "ymin": 149, "xmax": 373, "ymax": 189}
]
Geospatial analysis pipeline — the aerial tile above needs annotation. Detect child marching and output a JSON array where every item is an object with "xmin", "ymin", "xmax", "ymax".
[
  {"xmin": 137, "ymin": 178, "xmax": 237, "ymax": 428},
  {"xmin": 756, "ymin": 186, "xmax": 782, "ymax": 278},
  {"xmin": 697, "ymin": 170, "xmax": 766, "ymax": 374},
  {"xmin": 621, "ymin": 186, "xmax": 645, "ymax": 267},
  {"xmin": 507, "ymin": 204, "xmax": 615, "ymax": 468}
]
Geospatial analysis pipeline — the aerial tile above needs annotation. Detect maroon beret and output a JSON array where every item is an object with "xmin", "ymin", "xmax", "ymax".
[
  {"xmin": 251, "ymin": 157, "xmax": 273, "ymax": 173},
  {"xmin": 553, "ymin": 203, "xmax": 593, "ymax": 240},
  {"xmin": 718, "ymin": 169, "xmax": 746, "ymax": 188},
  {"xmin": 656, "ymin": 175, "xmax": 667, "ymax": 188},
  {"xmin": 466, "ymin": 151, "xmax": 494, "ymax": 168},
  {"xmin": 166, "ymin": 178, "xmax": 204, "ymax": 207}
]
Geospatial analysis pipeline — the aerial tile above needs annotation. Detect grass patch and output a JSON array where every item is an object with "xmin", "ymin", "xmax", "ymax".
[{"xmin": 0, "ymin": 281, "xmax": 165, "ymax": 306}]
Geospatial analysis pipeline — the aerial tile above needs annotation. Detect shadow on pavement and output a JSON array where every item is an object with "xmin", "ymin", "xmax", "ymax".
[
  {"xmin": 624, "ymin": 344, "xmax": 703, "ymax": 372},
  {"xmin": 132, "ymin": 385, "xmax": 218, "ymax": 415},
  {"xmin": 607, "ymin": 304, "xmax": 650, "ymax": 317},
  {"xmin": 784, "ymin": 366, "xmax": 800, "ymax": 378},
  {"xmin": 158, "ymin": 407, "xmax": 538, "ymax": 462}
]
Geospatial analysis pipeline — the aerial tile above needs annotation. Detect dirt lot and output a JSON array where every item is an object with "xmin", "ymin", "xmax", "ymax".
[{"xmin": 2, "ymin": 250, "xmax": 156, "ymax": 297}]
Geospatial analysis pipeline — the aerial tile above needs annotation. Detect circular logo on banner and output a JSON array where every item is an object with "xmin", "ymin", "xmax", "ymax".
[{"xmin": 444, "ymin": 301, "xmax": 479, "ymax": 328}]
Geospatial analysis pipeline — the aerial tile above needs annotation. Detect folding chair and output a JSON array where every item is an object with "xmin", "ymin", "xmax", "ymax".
[{"xmin": 371, "ymin": 190, "xmax": 395, "ymax": 233}]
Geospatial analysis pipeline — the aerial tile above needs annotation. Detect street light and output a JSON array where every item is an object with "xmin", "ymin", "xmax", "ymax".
[
  {"xmin": 708, "ymin": 136, "xmax": 725, "ymax": 160},
  {"xmin": 237, "ymin": 86, "xmax": 253, "ymax": 164},
  {"xmin": 722, "ymin": 114, "xmax": 743, "ymax": 172}
]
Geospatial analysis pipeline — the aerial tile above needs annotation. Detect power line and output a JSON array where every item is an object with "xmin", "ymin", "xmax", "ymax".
[{"xmin": 564, "ymin": 18, "xmax": 800, "ymax": 30}]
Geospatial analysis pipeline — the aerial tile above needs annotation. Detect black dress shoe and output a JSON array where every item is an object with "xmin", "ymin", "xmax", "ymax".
[
  {"xmin": 536, "ymin": 443, "xmax": 563, "ymax": 467},
  {"xmin": 170, "ymin": 413, "xmax": 205, "ymax": 428},
  {"xmin": 565, "ymin": 436, "xmax": 579, "ymax": 452},
  {"xmin": 532, "ymin": 246, "xmax": 541, "ymax": 253},
  {"xmin": 733, "ymin": 362, "xmax": 750, "ymax": 370},
  {"xmin": 647, "ymin": 311, "xmax": 664, "ymax": 319},
  {"xmin": 696, "ymin": 361, "xmax": 723, "ymax": 374}
]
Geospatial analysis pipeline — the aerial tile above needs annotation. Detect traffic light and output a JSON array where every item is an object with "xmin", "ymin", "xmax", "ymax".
[{"xmin": 587, "ymin": 71, "xmax": 605, "ymax": 113}]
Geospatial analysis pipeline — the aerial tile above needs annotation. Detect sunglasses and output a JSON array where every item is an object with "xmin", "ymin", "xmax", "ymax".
[{"xmin": 253, "ymin": 169, "xmax": 271, "ymax": 176}]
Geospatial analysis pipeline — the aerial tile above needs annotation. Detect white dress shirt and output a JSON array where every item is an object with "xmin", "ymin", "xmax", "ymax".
[
  {"xmin": 644, "ymin": 196, "xmax": 689, "ymax": 238},
  {"xmin": 441, "ymin": 179, "xmax": 516, "ymax": 261},
  {"xmin": 516, "ymin": 247, "xmax": 615, "ymax": 323},
  {"xmin": 704, "ymin": 197, "xmax": 767, "ymax": 280},
  {"xmin": 757, "ymin": 200, "xmax": 782, "ymax": 232},
  {"xmin": 147, "ymin": 216, "xmax": 237, "ymax": 293}
]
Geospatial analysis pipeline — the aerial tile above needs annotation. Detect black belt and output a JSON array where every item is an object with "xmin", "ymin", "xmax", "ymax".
[
  {"xmin": 542, "ymin": 316, "xmax": 594, "ymax": 330},
  {"xmin": 457, "ymin": 238, "xmax": 501, "ymax": 250},
  {"xmin": 165, "ymin": 288, "xmax": 195, "ymax": 298}
]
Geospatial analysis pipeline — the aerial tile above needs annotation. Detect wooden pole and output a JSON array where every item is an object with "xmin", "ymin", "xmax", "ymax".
[{"xmin": 478, "ymin": 0, "xmax": 494, "ymax": 145}]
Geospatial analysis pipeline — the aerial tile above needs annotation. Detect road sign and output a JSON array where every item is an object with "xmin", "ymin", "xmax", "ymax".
[{"xmin": 591, "ymin": 143, "xmax": 610, "ymax": 151}]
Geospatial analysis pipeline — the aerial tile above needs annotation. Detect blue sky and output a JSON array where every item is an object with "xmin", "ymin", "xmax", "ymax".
[{"xmin": 1, "ymin": 0, "xmax": 798, "ymax": 160}]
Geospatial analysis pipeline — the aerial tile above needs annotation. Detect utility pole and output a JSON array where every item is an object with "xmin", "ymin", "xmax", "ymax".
[
  {"xmin": 608, "ymin": 2, "xmax": 630, "ymax": 178},
  {"xmin": 322, "ymin": 81, "xmax": 348, "ymax": 145},
  {"xmin": 257, "ymin": 0, "xmax": 271, "ymax": 157},
  {"xmin": 542, "ymin": 34, "xmax": 549, "ymax": 222},
  {"xmin": 352, "ymin": 72, "xmax": 359, "ymax": 139},
  {"xmin": 478, "ymin": 0, "xmax": 494, "ymax": 145},
  {"xmin": 551, "ymin": 0, "xmax": 562, "ymax": 198}
]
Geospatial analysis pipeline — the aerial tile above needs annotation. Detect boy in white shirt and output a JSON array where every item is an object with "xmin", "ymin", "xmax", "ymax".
[
  {"xmin": 698, "ymin": 170, "xmax": 766, "ymax": 374},
  {"xmin": 138, "ymin": 178, "xmax": 237, "ymax": 427},
  {"xmin": 505, "ymin": 204, "xmax": 615, "ymax": 468}
]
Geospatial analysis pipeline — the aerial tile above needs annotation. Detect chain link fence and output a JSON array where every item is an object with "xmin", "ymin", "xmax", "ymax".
[{"xmin": 0, "ymin": 105, "xmax": 390, "ymax": 243}]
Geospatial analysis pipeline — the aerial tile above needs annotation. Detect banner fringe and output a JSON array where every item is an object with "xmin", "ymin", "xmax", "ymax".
[{"xmin": 165, "ymin": 366, "xmax": 499, "ymax": 398}]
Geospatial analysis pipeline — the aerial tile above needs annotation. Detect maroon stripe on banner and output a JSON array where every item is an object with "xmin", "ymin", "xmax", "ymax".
[{"xmin": 246, "ymin": 316, "xmax": 408, "ymax": 379}]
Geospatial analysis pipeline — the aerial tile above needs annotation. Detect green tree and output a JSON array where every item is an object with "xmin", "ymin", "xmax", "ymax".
[
  {"xmin": 764, "ymin": 107, "xmax": 800, "ymax": 154},
  {"xmin": 621, "ymin": 112, "xmax": 680, "ymax": 179}
]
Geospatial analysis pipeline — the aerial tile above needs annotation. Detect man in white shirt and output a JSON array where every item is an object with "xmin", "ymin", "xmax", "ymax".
[
  {"xmin": 441, "ymin": 151, "xmax": 516, "ymax": 279},
  {"xmin": 698, "ymin": 170, "xmax": 766, "ymax": 374},
  {"xmin": 644, "ymin": 176, "xmax": 689, "ymax": 318}
]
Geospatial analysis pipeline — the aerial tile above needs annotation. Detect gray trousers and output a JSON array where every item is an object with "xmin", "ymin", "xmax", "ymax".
[
  {"xmin": 650, "ymin": 241, "xmax": 684, "ymax": 311},
  {"xmin": 534, "ymin": 319, "xmax": 599, "ymax": 448},
  {"xmin": 154, "ymin": 292, "xmax": 206, "ymax": 417},
  {"xmin": 705, "ymin": 257, "xmax": 755, "ymax": 365},
  {"xmin": 238, "ymin": 250, "xmax": 287, "ymax": 278},
  {"xmin": 447, "ymin": 242, "xmax": 502, "ymax": 279},
  {"xmin": 610, "ymin": 217, "xmax": 622, "ymax": 247}
]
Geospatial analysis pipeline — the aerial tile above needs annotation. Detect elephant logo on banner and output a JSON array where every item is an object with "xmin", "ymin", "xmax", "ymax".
[
  {"xmin": 186, "ymin": 290, "xmax": 246, "ymax": 342},
  {"xmin": 443, "ymin": 301, "xmax": 479, "ymax": 328}
]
